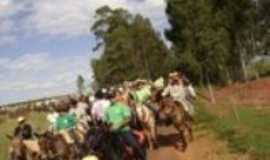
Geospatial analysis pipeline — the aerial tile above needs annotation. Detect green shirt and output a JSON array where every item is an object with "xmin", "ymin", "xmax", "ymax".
[
  {"xmin": 105, "ymin": 102, "xmax": 131, "ymax": 132},
  {"xmin": 56, "ymin": 113, "xmax": 77, "ymax": 131},
  {"xmin": 132, "ymin": 85, "xmax": 151, "ymax": 104}
]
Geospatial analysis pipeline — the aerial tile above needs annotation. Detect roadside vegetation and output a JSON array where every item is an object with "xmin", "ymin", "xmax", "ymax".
[
  {"xmin": 248, "ymin": 59, "xmax": 270, "ymax": 80},
  {"xmin": 196, "ymin": 100, "xmax": 270, "ymax": 160}
]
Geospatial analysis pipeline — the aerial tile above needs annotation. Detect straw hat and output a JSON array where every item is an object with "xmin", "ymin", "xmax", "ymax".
[
  {"xmin": 169, "ymin": 72, "xmax": 178, "ymax": 78},
  {"xmin": 89, "ymin": 96, "xmax": 95, "ymax": 103},
  {"xmin": 17, "ymin": 116, "xmax": 26, "ymax": 123},
  {"xmin": 82, "ymin": 155, "xmax": 99, "ymax": 160}
]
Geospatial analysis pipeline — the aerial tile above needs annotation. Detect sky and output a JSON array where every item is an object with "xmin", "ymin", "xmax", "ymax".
[{"xmin": 0, "ymin": 0, "xmax": 169, "ymax": 105}]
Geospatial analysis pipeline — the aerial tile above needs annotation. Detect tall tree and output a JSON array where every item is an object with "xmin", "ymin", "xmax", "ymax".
[
  {"xmin": 91, "ymin": 6, "xmax": 170, "ymax": 86},
  {"xmin": 256, "ymin": 0, "xmax": 270, "ymax": 55},
  {"xmin": 165, "ymin": 0, "xmax": 231, "ymax": 84},
  {"xmin": 165, "ymin": 0, "xmax": 257, "ymax": 84},
  {"xmin": 77, "ymin": 75, "xmax": 85, "ymax": 95}
]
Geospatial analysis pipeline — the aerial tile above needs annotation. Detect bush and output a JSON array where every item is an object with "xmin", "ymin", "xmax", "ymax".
[{"xmin": 248, "ymin": 59, "xmax": 270, "ymax": 79}]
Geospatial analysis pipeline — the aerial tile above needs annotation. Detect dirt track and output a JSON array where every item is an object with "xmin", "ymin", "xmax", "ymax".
[{"xmin": 148, "ymin": 127, "xmax": 249, "ymax": 160}]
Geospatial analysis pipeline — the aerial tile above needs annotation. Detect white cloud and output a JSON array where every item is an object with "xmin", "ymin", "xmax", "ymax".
[
  {"xmin": 0, "ymin": 53, "xmax": 92, "ymax": 104},
  {"xmin": 0, "ymin": 0, "xmax": 29, "ymax": 46},
  {"xmin": 0, "ymin": 34, "xmax": 16, "ymax": 46},
  {"xmin": 23, "ymin": 0, "xmax": 167, "ymax": 37},
  {"xmin": 0, "ymin": 19, "xmax": 17, "ymax": 46},
  {"xmin": 0, "ymin": 0, "xmax": 168, "ymax": 42}
]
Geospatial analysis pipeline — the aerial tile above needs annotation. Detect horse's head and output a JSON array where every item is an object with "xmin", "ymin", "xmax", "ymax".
[
  {"xmin": 8, "ymin": 137, "xmax": 27, "ymax": 160},
  {"xmin": 151, "ymin": 89, "xmax": 163, "ymax": 104},
  {"xmin": 158, "ymin": 98, "xmax": 175, "ymax": 120}
]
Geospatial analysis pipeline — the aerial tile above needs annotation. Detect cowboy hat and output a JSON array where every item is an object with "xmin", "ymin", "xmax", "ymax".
[
  {"xmin": 89, "ymin": 96, "xmax": 95, "ymax": 103},
  {"xmin": 82, "ymin": 155, "xmax": 99, "ymax": 160},
  {"xmin": 17, "ymin": 116, "xmax": 26, "ymax": 123},
  {"xmin": 169, "ymin": 72, "xmax": 179, "ymax": 78}
]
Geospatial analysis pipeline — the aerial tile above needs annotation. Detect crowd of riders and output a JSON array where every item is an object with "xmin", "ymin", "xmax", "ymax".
[{"xmin": 11, "ymin": 70, "xmax": 196, "ymax": 160}]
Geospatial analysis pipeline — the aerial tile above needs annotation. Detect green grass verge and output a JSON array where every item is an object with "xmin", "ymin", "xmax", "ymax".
[
  {"xmin": 196, "ymin": 102, "xmax": 270, "ymax": 160},
  {"xmin": 0, "ymin": 112, "xmax": 48, "ymax": 160}
]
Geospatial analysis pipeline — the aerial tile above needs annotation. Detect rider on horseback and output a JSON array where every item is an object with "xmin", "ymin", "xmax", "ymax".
[
  {"xmin": 162, "ymin": 72, "xmax": 195, "ymax": 116},
  {"xmin": 14, "ymin": 116, "xmax": 33, "ymax": 140},
  {"xmin": 91, "ymin": 89, "xmax": 111, "ymax": 123},
  {"xmin": 104, "ymin": 92, "xmax": 146, "ymax": 160}
]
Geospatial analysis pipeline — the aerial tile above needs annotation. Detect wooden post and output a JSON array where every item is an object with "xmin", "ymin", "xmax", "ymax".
[
  {"xmin": 230, "ymin": 98, "xmax": 240, "ymax": 122},
  {"xmin": 206, "ymin": 74, "xmax": 216, "ymax": 104}
]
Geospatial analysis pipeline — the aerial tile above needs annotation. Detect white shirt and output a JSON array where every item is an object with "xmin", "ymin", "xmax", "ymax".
[
  {"xmin": 162, "ymin": 84, "xmax": 186, "ymax": 102},
  {"xmin": 70, "ymin": 102, "xmax": 89, "ymax": 119},
  {"xmin": 91, "ymin": 99, "xmax": 111, "ymax": 120},
  {"xmin": 47, "ymin": 112, "xmax": 59, "ymax": 126}
]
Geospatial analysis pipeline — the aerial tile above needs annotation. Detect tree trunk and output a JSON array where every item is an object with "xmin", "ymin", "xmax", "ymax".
[
  {"xmin": 240, "ymin": 51, "xmax": 248, "ymax": 82},
  {"xmin": 206, "ymin": 73, "xmax": 216, "ymax": 104}
]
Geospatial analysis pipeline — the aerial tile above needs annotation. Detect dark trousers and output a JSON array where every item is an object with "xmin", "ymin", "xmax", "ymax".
[{"xmin": 122, "ymin": 131, "xmax": 146, "ymax": 160}]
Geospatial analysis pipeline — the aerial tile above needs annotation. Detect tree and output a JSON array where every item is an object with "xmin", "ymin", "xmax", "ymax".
[
  {"xmin": 91, "ymin": 6, "xmax": 170, "ymax": 86},
  {"xmin": 256, "ymin": 0, "xmax": 270, "ymax": 55},
  {"xmin": 77, "ymin": 75, "xmax": 85, "ymax": 95},
  {"xmin": 165, "ymin": 0, "xmax": 231, "ymax": 84},
  {"xmin": 165, "ymin": 0, "xmax": 258, "ymax": 84}
]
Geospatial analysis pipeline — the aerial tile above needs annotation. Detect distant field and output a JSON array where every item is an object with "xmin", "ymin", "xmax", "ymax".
[{"xmin": 0, "ymin": 112, "xmax": 48, "ymax": 160}]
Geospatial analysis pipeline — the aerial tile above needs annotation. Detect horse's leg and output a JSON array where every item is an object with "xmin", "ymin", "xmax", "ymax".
[
  {"xmin": 150, "ymin": 118, "xmax": 158, "ymax": 149},
  {"xmin": 174, "ymin": 123, "xmax": 187, "ymax": 152},
  {"xmin": 184, "ymin": 113, "xmax": 193, "ymax": 142},
  {"xmin": 186, "ymin": 121, "xmax": 193, "ymax": 141},
  {"xmin": 144, "ymin": 128, "xmax": 153, "ymax": 150}
]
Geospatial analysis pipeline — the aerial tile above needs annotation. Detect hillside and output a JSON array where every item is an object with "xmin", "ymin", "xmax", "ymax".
[{"xmin": 208, "ymin": 78, "xmax": 270, "ymax": 107}]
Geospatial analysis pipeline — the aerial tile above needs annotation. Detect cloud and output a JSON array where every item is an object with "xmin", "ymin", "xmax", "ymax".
[
  {"xmin": 0, "ymin": 0, "xmax": 29, "ymax": 46},
  {"xmin": 23, "ymin": 0, "xmax": 167, "ymax": 37},
  {"xmin": 0, "ymin": 0, "xmax": 168, "ymax": 43},
  {"xmin": 0, "ymin": 53, "xmax": 92, "ymax": 104},
  {"xmin": 0, "ymin": 34, "xmax": 16, "ymax": 46}
]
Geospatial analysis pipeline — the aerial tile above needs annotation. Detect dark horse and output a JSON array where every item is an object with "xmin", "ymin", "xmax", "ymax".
[
  {"xmin": 8, "ymin": 136, "xmax": 41, "ymax": 160},
  {"xmin": 37, "ymin": 131, "xmax": 77, "ymax": 160},
  {"xmin": 84, "ymin": 123, "xmax": 146, "ymax": 160},
  {"xmin": 151, "ymin": 90, "xmax": 193, "ymax": 151}
]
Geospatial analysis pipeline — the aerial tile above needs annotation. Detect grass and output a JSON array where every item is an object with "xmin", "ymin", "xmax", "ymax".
[
  {"xmin": 196, "ymin": 101, "xmax": 270, "ymax": 160},
  {"xmin": 0, "ymin": 112, "xmax": 48, "ymax": 160}
]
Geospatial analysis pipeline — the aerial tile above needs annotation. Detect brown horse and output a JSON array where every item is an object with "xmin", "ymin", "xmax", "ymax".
[
  {"xmin": 152, "ymin": 90, "xmax": 193, "ymax": 151},
  {"xmin": 38, "ymin": 132, "xmax": 76, "ymax": 160},
  {"xmin": 8, "ymin": 137, "xmax": 41, "ymax": 160},
  {"xmin": 126, "ymin": 93, "xmax": 157, "ymax": 150}
]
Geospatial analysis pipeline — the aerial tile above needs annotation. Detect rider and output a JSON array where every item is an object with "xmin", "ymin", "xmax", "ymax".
[
  {"xmin": 162, "ymin": 72, "xmax": 194, "ymax": 116},
  {"xmin": 47, "ymin": 107, "xmax": 59, "ymax": 132},
  {"xmin": 91, "ymin": 89, "xmax": 111, "ymax": 123},
  {"xmin": 55, "ymin": 103, "xmax": 77, "ymax": 144},
  {"xmin": 104, "ymin": 92, "xmax": 146, "ymax": 160},
  {"xmin": 14, "ymin": 116, "xmax": 33, "ymax": 140}
]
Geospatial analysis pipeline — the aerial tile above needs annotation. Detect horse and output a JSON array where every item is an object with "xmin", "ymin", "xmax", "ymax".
[
  {"xmin": 8, "ymin": 136, "xmax": 41, "ymax": 160},
  {"xmin": 151, "ymin": 89, "xmax": 193, "ymax": 151},
  {"xmin": 37, "ymin": 131, "xmax": 77, "ymax": 160},
  {"xmin": 84, "ymin": 123, "xmax": 145, "ymax": 160},
  {"xmin": 158, "ymin": 97, "xmax": 193, "ymax": 151},
  {"xmin": 124, "ymin": 91, "xmax": 157, "ymax": 150}
]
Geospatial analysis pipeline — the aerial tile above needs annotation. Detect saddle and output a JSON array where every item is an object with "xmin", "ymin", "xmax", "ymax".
[
  {"xmin": 23, "ymin": 140, "xmax": 41, "ymax": 153},
  {"xmin": 59, "ymin": 127, "xmax": 86, "ymax": 144}
]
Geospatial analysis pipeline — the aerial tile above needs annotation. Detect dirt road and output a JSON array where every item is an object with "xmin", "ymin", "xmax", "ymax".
[{"xmin": 148, "ymin": 127, "xmax": 249, "ymax": 160}]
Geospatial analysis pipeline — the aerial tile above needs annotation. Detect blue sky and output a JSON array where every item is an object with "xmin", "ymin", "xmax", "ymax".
[{"xmin": 0, "ymin": 0, "xmax": 169, "ymax": 105}]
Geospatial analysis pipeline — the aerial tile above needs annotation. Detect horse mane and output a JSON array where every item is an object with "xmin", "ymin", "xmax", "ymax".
[{"xmin": 151, "ymin": 89, "xmax": 163, "ymax": 103}]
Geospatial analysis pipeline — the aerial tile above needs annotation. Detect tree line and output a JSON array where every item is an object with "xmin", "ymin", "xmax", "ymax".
[{"xmin": 90, "ymin": 0, "xmax": 270, "ymax": 87}]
